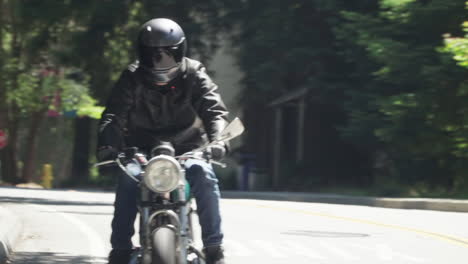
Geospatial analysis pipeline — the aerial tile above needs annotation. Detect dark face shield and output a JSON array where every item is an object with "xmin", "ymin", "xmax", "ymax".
[
  {"xmin": 139, "ymin": 46, "xmax": 182, "ymax": 85},
  {"xmin": 152, "ymin": 48, "xmax": 178, "ymax": 69}
]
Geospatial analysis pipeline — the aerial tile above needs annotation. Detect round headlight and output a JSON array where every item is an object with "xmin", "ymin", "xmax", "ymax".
[{"xmin": 144, "ymin": 155, "xmax": 182, "ymax": 193}]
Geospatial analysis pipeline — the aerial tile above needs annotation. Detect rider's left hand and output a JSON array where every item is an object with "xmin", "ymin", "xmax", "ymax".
[
  {"xmin": 97, "ymin": 146, "xmax": 118, "ymax": 162},
  {"xmin": 208, "ymin": 142, "xmax": 226, "ymax": 161}
]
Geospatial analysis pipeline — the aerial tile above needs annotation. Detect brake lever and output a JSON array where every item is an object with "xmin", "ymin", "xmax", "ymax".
[
  {"xmin": 177, "ymin": 152, "xmax": 227, "ymax": 168},
  {"xmin": 93, "ymin": 152, "xmax": 128, "ymax": 167},
  {"xmin": 93, "ymin": 155, "xmax": 140, "ymax": 183},
  {"xmin": 93, "ymin": 160, "xmax": 117, "ymax": 167},
  {"xmin": 202, "ymin": 149, "xmax": 227, "ymax": 168},
  {"xmin": 210, "ymin": 160, "xmax": 227, "ymax": 168}
]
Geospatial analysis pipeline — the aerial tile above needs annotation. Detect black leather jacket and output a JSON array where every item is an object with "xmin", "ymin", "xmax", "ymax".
[{"xmin": 97, "ymin": 57, "xmax": 229, "ymax": 155}]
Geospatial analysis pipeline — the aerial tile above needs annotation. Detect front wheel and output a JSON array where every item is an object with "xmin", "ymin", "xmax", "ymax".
[{"xmin": 152, "ymin": 226, "xmax": 178, "ymax": 264}]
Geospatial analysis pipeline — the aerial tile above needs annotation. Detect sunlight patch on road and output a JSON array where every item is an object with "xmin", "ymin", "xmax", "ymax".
[
  {"xmin": 350, "ymin": 243, "xmax": 426, "ymax": 263},
  {"xmin": 227, "ymin": 200, "xmax": 468, "ymax": 249},
  {"xmin": 28, "ymin": 204, "xmax": 107, "ymax": 263}
]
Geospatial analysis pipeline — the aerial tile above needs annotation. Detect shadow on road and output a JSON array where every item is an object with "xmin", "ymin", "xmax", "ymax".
[
  {"xmin": 0, "ymin": 196, "xmax": 113, "ymax": 207},
  {"xmin": 10, "ymin": 251, "xmax": 107, "ymax": 263}
]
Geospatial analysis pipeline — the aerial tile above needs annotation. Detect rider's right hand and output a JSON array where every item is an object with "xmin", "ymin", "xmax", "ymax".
[{"xmin": 97, "ymin": 146, "xmax": 119, "ymax": 162}]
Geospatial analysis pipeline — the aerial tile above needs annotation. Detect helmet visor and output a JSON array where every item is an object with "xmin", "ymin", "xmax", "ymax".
[{"xmin": 140, "ymin": 46, "xmax": 179, "ymax": 70}]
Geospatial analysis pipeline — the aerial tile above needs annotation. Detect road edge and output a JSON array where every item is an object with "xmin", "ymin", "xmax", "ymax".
[
  {"xmin": 0, "ymin": 206, "xmax": 22, "ymax": 264},
  {"xmin": 221, "ymin": 191, "xmax": 468, "ymax": 212}
]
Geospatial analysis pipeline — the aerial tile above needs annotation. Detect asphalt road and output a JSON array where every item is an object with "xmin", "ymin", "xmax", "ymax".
[{"xmin": 1, "ymin": 187, "xmax": 468, "ymax": 264}]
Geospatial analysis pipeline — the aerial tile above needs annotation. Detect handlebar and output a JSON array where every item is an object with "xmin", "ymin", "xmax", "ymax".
[{"xmin": 95, "ymin": 151, "xmax": 226, "ymax": 169}]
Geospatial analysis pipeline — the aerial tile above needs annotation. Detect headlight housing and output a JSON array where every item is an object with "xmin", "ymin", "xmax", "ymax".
[{"xmin": 144, "ymin": 155, "xmax": 182, "ymax": 193}]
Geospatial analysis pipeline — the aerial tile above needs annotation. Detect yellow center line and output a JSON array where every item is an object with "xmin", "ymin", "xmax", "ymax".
[{"xmin": 226, "ymin": 200, "xmax": 468, "ymax": 249}]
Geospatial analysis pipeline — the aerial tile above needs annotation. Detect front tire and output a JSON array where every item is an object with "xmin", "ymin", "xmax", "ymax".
[{"xmin": 152, "ymin": 226, "xmax": 178, "ymax": 264}]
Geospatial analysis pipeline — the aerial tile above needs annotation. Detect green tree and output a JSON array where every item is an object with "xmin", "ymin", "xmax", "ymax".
[
  {"xmin": 337, "ymin": 0, "xmax": 468, "ymax": 193},
  {"xmin": 0, "ymin": 0, "xmax": 103, "ymax": 183},
  {"xmin": 443, "ymin": 2, "xmax": 468, "ymax": 68},
  {"xmin": 225, "ymin": 0, "xmax": 467, "ymax": 193}
]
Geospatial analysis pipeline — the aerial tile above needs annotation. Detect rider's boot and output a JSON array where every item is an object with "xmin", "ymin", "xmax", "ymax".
[
  {"xmin": 108, "ymin": 249, "xmax": 133, "ymax": 264},
  {"xmin": 203, "ymin": 245, "xmax": 225, "ymax": 264}
]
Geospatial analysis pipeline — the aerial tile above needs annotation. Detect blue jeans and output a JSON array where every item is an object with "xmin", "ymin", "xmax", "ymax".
[{"xmin": 110, "ymin": 159, "xmax": 223, "ymax": 249}]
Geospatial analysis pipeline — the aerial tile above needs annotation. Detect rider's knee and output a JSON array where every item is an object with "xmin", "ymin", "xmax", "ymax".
[{"xmin": 186, "ymin": 161, "xmax": 218, "ymax": 189}]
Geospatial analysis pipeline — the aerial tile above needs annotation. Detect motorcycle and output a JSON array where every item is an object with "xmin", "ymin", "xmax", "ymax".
[{"xmin": 95, "ymin": 117, "xmax": 244, "ymax": 264}]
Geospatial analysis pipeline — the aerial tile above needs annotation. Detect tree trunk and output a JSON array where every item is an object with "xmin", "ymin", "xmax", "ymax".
[
  {"xmin": 1, "ymin": 117, "xmax": 20, "ymax": 184},
  {"xmin": 21, "ymin": 110, "xmax": 46, "ymax": 183},
  {"xmin": 0, "ymin": 0, "xmax": 22, "ymax": 184},
  {"xmin": 71, "ymin": 117, "xmax": 91, "ymax": 185},
  {"xmin": 0, "ymin": 0, "xmax": 11, "ymax": 183},
  {"xmin": 1, "ymin": 67, "xmax": 21, "ymax": 184}
]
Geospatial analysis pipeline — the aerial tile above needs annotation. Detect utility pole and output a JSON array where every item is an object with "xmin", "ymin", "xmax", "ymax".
[
  {"xmin": 272, "ymin": 108, "xmax": 282, "ymax": 189},
  {"xmin": 297, "ymin": 98, "xmax": 306, "ymax": 162}
]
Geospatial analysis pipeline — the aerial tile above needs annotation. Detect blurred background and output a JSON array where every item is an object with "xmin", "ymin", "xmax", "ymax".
[{"xmin": 0, "ymin": 0, "xmax": 467, "ymax": 198}]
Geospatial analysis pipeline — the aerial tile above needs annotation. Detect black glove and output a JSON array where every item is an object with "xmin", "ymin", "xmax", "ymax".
[
  {"xmin": 97, "ymin": 146, "xmax": 118, "ymax": 162},
  {"xmin": 207, "ymin": 143, "xmax": 226, "ymax": 161}
]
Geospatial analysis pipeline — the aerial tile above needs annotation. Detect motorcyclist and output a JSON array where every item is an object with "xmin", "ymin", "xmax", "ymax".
[{"xmin": 97, "ymin": 18, "xmax": 228, "ymax": 264}]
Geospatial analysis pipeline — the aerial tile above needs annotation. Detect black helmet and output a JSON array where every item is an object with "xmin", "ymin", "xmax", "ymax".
[{"xmin": 137, "ymin": 18, "xmax": 187, "ymax": 85}]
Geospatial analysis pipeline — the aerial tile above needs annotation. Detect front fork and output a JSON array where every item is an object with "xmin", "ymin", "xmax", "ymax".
[
  {"xmin": 139, "ymin": 182, "xmax": 192, "ymax": 264},
  {"xmin": 177, "ymin": 184, "xmax": 190, "ymax": 263},
  {"xmin": 139, "ymin": 187, "xmax": 152, "ymax": 263}
]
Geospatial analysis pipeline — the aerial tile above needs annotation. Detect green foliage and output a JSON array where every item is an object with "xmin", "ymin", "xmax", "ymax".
[
  {"xmin": 381, "ymin": 0, "xmax": 416, "ymax": 8},
  {"xmin": 1, "ymin": 0, "xmax": 105, "ymax": 119},
  {"xmin": 443, "ymin": 2, "xmax": 468, "ymax": 68},
  {"xmin": 7, "ymin": 72, "xmax": 41, "ymax": 113},
  {"xmin": 335, "ymin": 0, "xmax": 468, "ymax": 190},
  {"xmin": 228, "ymin": 0, "xmax": 468, "ymax": 192},
  {"xmin": 58, "ymin": 74, "xmax": 104, "ymax": 119},
  {"xmin": 4, "ymin": 65, "xmax": 103, "ymax": 119},
  {"xmin": 77, "ymin": 106, "xmax": 105, "ymax": 119}
]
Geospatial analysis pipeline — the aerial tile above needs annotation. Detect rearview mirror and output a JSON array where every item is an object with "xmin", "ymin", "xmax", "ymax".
[
  {"xmin": 217, "ymin": 117, "xmax": 245, "ymax": 142},
  {"xmin": 184, "ymin": 117, "xmax": 245, "ymax": 155}
]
